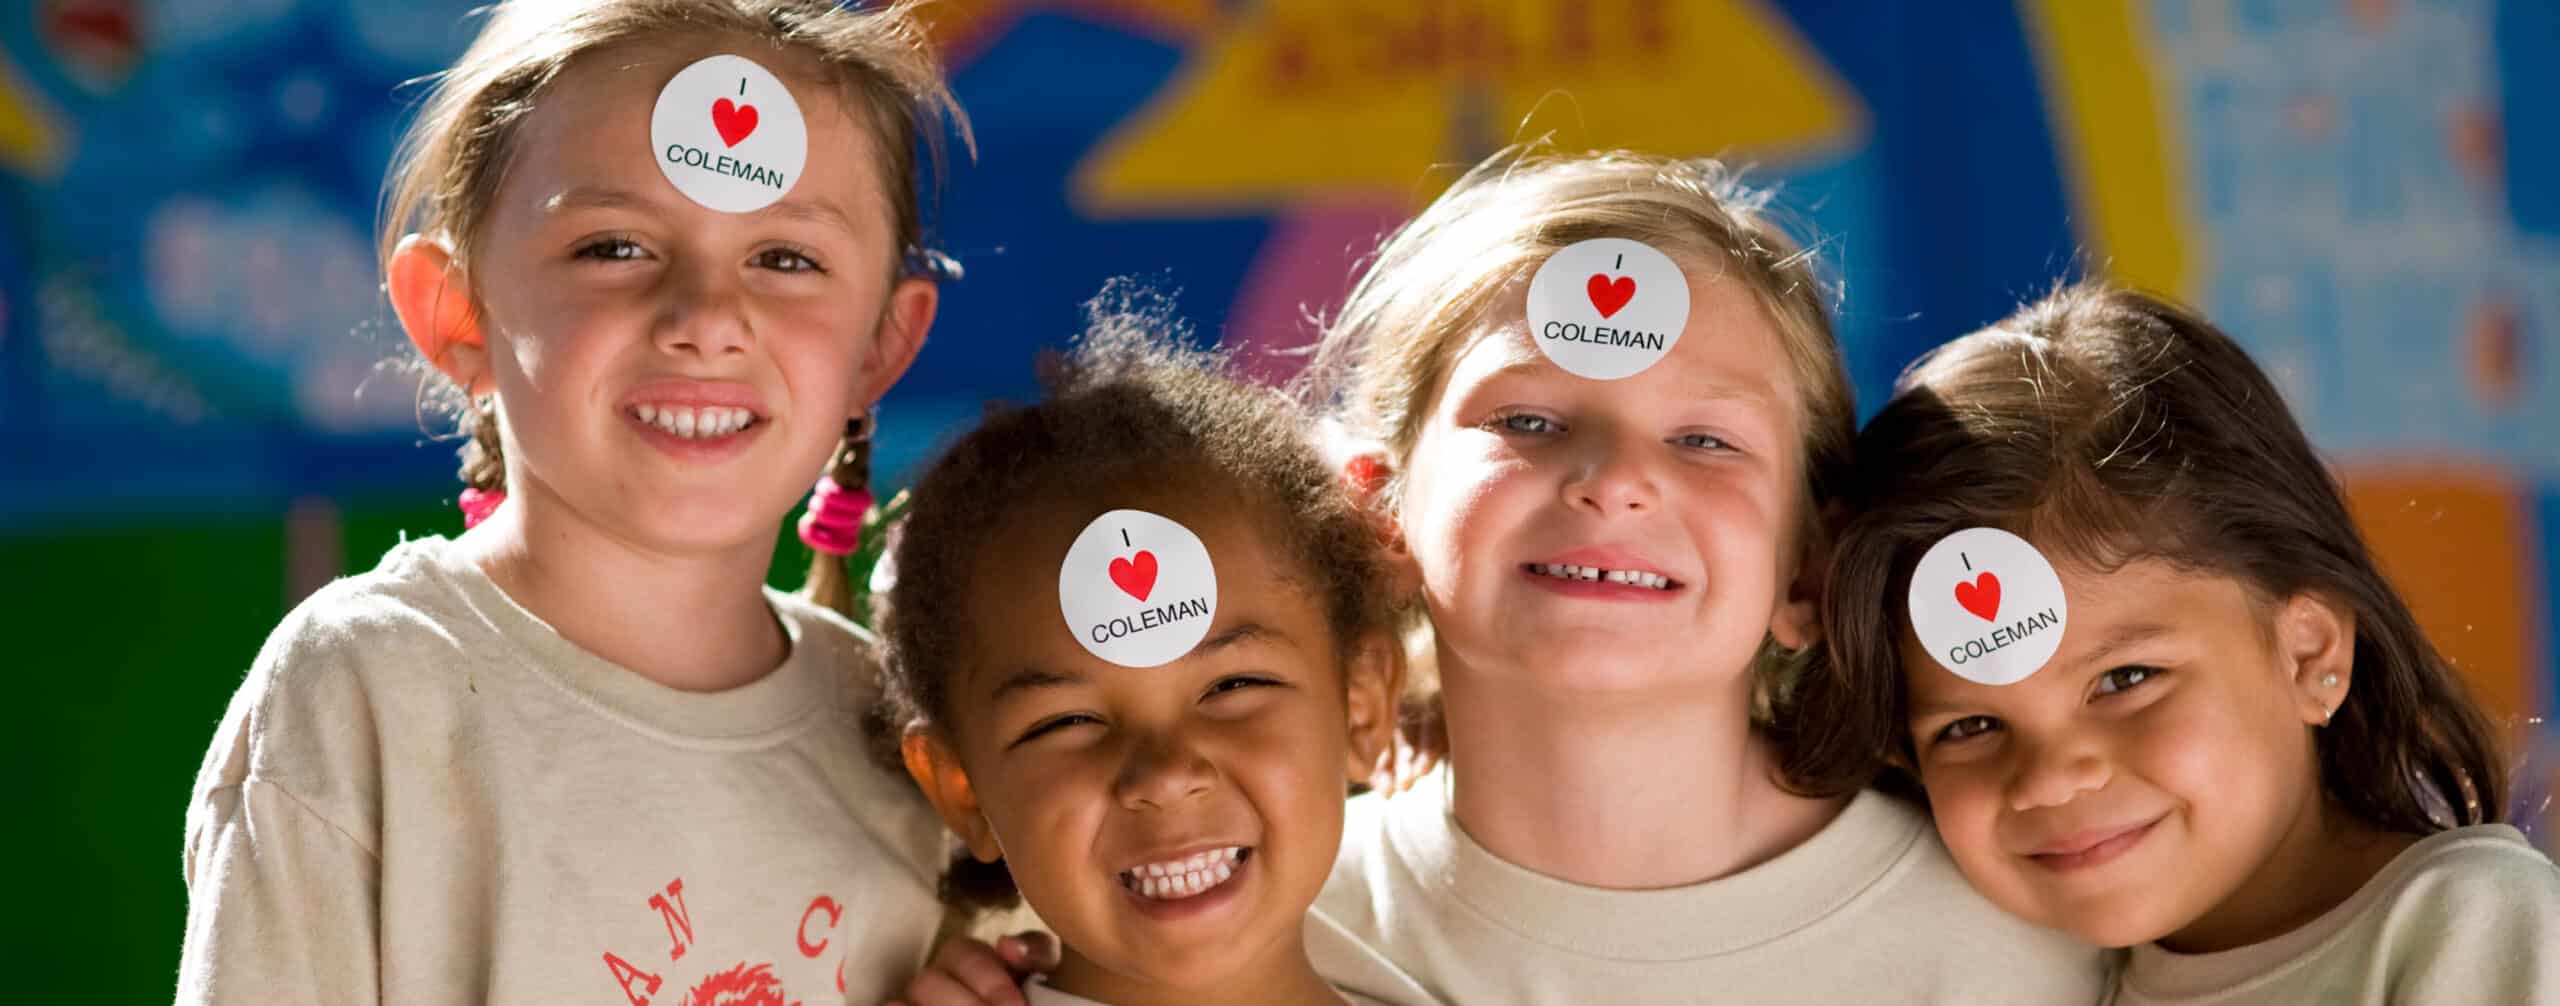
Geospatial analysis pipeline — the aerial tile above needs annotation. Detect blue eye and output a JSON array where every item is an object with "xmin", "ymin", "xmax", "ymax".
[
  {"xmin": 1491, "ymin": 412, "xmax": 1558, "ymax": 435},
  {"xmin": 1675, "ymin": 432, "xmax": 1734, "ymax": 451},
  {"xmin": 754, "ymin": 246, "xmax": 825, "ymax": 273},
  {"xmin": 2096, "ymin": 666, "xmax": 2162, "ymax": 696}
]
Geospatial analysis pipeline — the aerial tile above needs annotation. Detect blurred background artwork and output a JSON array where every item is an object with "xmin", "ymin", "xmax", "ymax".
[{"xmin": 3, "ymin": 0, "xmax": 2553, "ymax": 994}]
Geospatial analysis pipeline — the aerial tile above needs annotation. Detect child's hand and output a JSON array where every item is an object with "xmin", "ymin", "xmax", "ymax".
[{"xmin": 885, "ymin": 932, "xmax": 1058, "ymax": 1006}]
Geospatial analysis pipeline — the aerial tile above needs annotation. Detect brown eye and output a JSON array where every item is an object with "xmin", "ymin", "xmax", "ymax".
[
  {"xmin": 2096, "ymin": 666, "xmax": 2162, "ymax": 696},
  {"xmin": 1935, "ymin": 715, "xmax": 2001, "ymax": 744}
]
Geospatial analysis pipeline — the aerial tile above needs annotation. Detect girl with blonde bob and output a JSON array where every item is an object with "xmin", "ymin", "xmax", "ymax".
[{"xmin": 180, "ymin": 3, "xmax": 968, "ymax": 1002}]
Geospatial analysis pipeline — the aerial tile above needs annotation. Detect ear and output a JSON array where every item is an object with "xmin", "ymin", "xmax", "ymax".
[
  {"xmin": 1339, "ymin": 631, "xmax": 1406, "ymax": 783},
  {"xmin": 901, "ymin": 728, "xmax": 1001, "ymax": 863},
  {"xmin": 1767, "ymin": 521, "xmax": 1829, "ymax": 651},
  {"xmin": 2276, "ymin": 591, "xmax": 2356, "ymax": 726},
  {"xmin": 855, "ymin": 276, "xmax": 938, "ymax": 408},
  {"xmin": 1340, "ymin": 452, "xmax": 1423, "ymax": 599},
  {"xmin": 386, "ymin": 234, "xmax": 491, "ymax": 394}
]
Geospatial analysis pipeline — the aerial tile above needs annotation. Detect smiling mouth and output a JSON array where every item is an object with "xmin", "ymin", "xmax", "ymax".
[
  {"xmin": 1118, "ymin": 846, "xmax": 1251, "ymax": 901},
  {"xmin": 1524, "ymin": 562, "xmax": 1679, "ymax": 590},
  {"xmin": 632, "ymin": 404, "xmax": 761, "ymax": 439},
  {"xmin": 2027, "ymin": 816, "xmax": 2164, "ymax": 872}
]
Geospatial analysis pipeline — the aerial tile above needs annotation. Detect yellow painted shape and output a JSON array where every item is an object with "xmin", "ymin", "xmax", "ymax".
[
  {"xmin": 2018, "ymin": 0, "xmax": 2194, "ymax": 296},
  {"xmin": 2339, "ymin": 463, "xmax": 2538, "ymax": 724},
  {"xmin": 923, "ymin": 0, "xmax": 1220, "ymax": 52},
  {"xmin": 0, "ymin": 55, "xmax": 67, "ymax": 178},
  {"xmin": 1078, "ymin": 0, "xmax": 1861, "ymax": 214}
]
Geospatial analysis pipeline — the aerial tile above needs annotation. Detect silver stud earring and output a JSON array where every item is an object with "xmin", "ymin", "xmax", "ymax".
[{"xmin": 2320, "ymin": 673, "xmax": 2339, "ymax": 688}]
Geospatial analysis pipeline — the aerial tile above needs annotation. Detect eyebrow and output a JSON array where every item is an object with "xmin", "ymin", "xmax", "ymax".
[
  {"xmin": 986, "ymin": 666, "xmax": 1086, "ymax": 703},
  {"xmin": 2070, "ymin": 620, "xmax": 2177, "ymax": 670},
  {"xmin": 1469, "ymin": 349, "xmax": 1777, "ymax": 406},
  {"xmin": 544, "ymin": 185, "xmax": 860, "ymax": 237},
  {"xmin": 1193, "ymin": 621, "xmax": 1294, "ymax": 657}
]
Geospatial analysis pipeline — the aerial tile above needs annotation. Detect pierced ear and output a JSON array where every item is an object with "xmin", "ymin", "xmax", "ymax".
[
  {"xmin": 1339, "ymin": 631, "xmax": 1405, "ymax": 783},
  {"xmin": 2276, "ymin": 592, "xmax": 2356, "ymax": 726},
  {"xmin": 386, "ymin": 234, "xmax": 490, "ymax": 394},
  {"xmin": 1338, "ymin": 452, "xmax": 1423, "ymax": 597},
  {"xmin": 900, "ymin": 728, "xmax": 1001, "ymax": 862},
  {"xmin": 856, "ymin": 276, "xmax": 937, "ymax": 409}
]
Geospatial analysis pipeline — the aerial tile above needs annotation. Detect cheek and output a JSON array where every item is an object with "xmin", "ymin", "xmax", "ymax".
[{"xmin": 1920, "ymin": 764, "xmax": 2010, "ymax": 861}]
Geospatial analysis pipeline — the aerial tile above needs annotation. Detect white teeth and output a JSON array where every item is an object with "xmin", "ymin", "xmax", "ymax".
[
  {"xmin": 1530, "ymin": 563, "xmax": 1672, "ymax": 590},
  {"xmin": 1121, "ymin": 846, "xmax": 1246, "ymax": 901},
  {"xmin": 635, "ymin": 405, "xmax": 755, "ymax": 440}
]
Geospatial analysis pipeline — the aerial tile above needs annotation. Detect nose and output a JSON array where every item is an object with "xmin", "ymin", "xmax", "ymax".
[
  {"xmin": 1114, "ymin": 731, "xmax": 1216, "ymax": 812},
  {"xmin": 1560, "ymin": 431, "xmax": 1660, "ymax": 515},
  {"xmin": 2006, "ymin": 733, "xmax": 2111, "ymax": 812},
  {"xmin": 653, "ymin": 260, "xmax": 752, "ymax": 359}
]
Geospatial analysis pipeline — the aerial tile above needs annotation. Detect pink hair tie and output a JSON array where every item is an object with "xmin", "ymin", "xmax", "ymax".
[
  {"xmin": 797, "ymin": 475, "xmax": 874, "ymax": 556},
  {"xmin": 458, "ymin": 488, "xmax": 506, "ymax": 529}
]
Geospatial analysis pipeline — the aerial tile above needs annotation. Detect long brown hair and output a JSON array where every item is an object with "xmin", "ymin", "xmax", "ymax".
[{"xmin": 1804, "ymin": 283, "xmax": 2507, "ymax": 830}]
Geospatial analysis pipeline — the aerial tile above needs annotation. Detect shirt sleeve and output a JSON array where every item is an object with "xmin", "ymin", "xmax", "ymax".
[
  {"xmin": 2386, "ymin": 841, "xmax": 2560, "ymax": 1004},
  {"xmin": 177, "ymin": 778, "xmax": 382, "ymax": 1006}
]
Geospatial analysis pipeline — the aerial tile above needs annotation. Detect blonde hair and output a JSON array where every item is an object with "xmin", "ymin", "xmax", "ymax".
[
  {"xmin": 1306, "ymin": 149, "xmax": 1859, "ymax": 774},
  {"xmin": 378, "ymin": 0, "xmax": 968, "ymax": 495}
]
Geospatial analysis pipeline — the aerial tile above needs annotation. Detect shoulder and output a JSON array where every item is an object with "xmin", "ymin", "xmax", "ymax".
[
  {"xmin": 1859, "ymin": 794, "xmax": 2110, "ymax": 983},
  {"xmin": 2362, "ymin": 826, "xmax": 2560, "ymax": 998},
  {"xmin": 765, "ymin": 588, "xmax": 881, "ymax": 692},
  {"xmin": 2374, "ymin": 825, "xmax": 2560, "ymax": 939}
]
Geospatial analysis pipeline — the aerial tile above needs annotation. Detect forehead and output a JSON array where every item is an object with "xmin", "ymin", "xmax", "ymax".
[
  {"xmin": 955, "ymin": 485, "xmax": 1325, "ymax": 674},
  {"xmin": 1901, "ymin": 554, "xmax": 2267, "ymax": 703},
  {"xmin": 490, "ymin": 38, "xmax": 885, "ymax": 226},
  {"xmin": 1440, "ymin": 264, "xmax": 1800, "ymax": 413}
]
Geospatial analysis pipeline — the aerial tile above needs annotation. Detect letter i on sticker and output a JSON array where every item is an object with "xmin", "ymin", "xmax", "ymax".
[
  {"xmin": 1060, "ymin": 509, "xmax": 1218, "ymax": 668},
  {"xmin": 1906, "ymin": 527, "xmax": 2069, "ymax": 686}
]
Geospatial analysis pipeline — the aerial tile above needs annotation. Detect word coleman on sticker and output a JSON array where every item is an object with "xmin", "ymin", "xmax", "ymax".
[
  {"xmin": 650, "ymin": 54, "xmax": 807, "ymax": 213},
  {"xmin": 1907, "ymin": 527, "xmax": 2069, "ymax": 686},
  {"xmin": 1524, "ymin": 237, "xmax": 1690, "ymax": 380},
  {"xmin": 1059, "ymin": 509, "xmax": 1219, "ymax": 668}
]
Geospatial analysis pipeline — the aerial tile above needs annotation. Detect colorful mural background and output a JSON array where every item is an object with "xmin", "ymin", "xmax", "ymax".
[{"xmin": 3, "ymin": 0, "xmax": 2552, "ymax": 995}]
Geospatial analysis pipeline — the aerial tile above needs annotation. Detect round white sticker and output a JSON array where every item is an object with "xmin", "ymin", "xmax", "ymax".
[
  {"xmin": 649, "ymin": 54, "xmax": 807, "ymax": 213},
  {"xmin": 1524, "ymin": 237, "xmax": 1690, "ymax": 381},
  {"xmin": 1906, "ymin": 527, "xmax": 2070, "ymax": 686},
  {"xmin": 1058, "ymin": 509, "xmax": 1220, "ymax": 668}
]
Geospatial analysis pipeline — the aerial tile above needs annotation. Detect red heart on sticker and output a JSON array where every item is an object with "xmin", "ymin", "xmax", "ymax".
[
  {"xmin": 711, "ymin": 97, "xmax": 758, "ymax": 147},
  {"xmin": 1109, "ymin": 550, "xmax": 1158, "ymax": 601},
  {"xmin": 1586, "ymin": 274, "xmax": 1636, "ymax": 318},
  {"xmin": 1953, "ymin": 571, "xmax": 2001, "ymax": 621}
]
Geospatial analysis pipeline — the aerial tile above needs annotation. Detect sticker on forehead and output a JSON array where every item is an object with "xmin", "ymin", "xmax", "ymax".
[
  {"xmin": 649, "ymin": 54, "xmax": 807, "ymax": 213},
  {"xmin": 1059, "ymin": 509, "xmax": 1220, "ymax": 668},
  {"xmin": 1524, "ymin": 237, "xmax": 1690, "ymax": 381},
  {"xmin": 1906, "ymin": 527, "xmax": 2070, "ymax": 686}
]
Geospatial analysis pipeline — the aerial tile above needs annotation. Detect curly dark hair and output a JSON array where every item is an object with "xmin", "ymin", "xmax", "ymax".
[
  {"xmin": 1797, "ymin": 283, "xmax": 2507, "ymax": 832},
  {"xmin": 870, "ymin": 285, "xmax": 1404, "ymax": 913}
]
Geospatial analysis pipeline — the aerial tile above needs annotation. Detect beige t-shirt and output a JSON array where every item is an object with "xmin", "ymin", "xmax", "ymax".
[
  {"xmin": 2115, "ymin": 824, "xmax": 2560, "ymax": 1004},
  {"xmin": 177, "ymin": 536, "xmax": 947, "ymax": 1006},
  {"xmin": 1020, "ymin": 973, "xmax": 1398, "ymax": 1005},
  {"xmin": 1308, "ymin": 769, "xmax": 2111, "ymax": 1004}
]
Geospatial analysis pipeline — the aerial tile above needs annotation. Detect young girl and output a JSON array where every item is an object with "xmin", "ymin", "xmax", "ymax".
[
  {"xmin": 178, "ymin": 2, "xmax": 966, "ymax": 1002},
  {"xmin": 1819, "ymin": 284, "xmax": 2560, "ymax": 1004},
  {"xmin": 873, "ymin": 307, "xmax": 1436, "ymax": 1006},
  {"xmin": 899, "ymin": 150, "xmax": 2113, "ymax": 1004}
]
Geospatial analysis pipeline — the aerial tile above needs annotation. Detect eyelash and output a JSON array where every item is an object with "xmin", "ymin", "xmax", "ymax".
[
  {"xmin": 574, "ymin": 235, "xmax": 647, "ymax": 262},
  {"xmin": 1204, "ymin": 675, "xmax": 1280, "ymax": 698},
  {"xmin": 1013, "ymin": 712, "xmax": 1099, "ymax": 747},
  {"xmin": 1483, "ymin": 411, "xmax": 1737, "ymax": 453},
  {"xmin": 753, "ymin": 245, "xmax": 825, "ymax": 273},
  {"xmin": 569, "ymin": 237, "xmax": 826, "ymax": 274},
  {"xmin": 2096, "ymin": 665, "xmax": 2162, "ymax": 696},
  {"xmin": 1933, "ymin": 715, "xmax": 2001, "ymax": 745}
]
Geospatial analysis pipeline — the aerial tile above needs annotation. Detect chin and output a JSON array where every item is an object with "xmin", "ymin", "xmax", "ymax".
[{"xmin": 2032, "ymin": 893, "xmax": 2180, "ymax": 950}]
